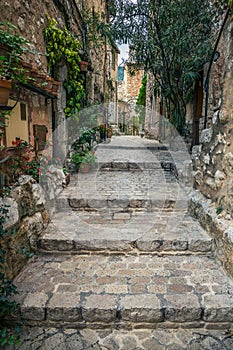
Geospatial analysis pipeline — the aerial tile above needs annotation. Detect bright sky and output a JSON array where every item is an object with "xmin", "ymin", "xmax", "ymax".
[{"xmin": 118, "ymin": 43, "xmax": 129, "ymax": 65}]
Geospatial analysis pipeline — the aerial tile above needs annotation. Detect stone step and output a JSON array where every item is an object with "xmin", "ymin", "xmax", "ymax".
[
  {"xmin": 38, "ymin": 211, "xmax": 213, "ymax": 254},
  {"xmin": 56, "ymin": 197, "xmax": 188, "ymax": 212},
  {"xmin": 13, "ymin": 254, "xmax": 233, "ymax": 329},
  {"xmin": 54, "ymin": 167, "xmax": 187, "ymax": 214},
  {"xmin": 9, "ymin": 326, "xmax": 233, "ymax": 349}
]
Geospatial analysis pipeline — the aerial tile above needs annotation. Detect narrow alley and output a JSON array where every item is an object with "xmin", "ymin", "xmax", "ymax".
[{"xmin": 7, "ymin": 136, "xmax": 233, "ymax": 350}]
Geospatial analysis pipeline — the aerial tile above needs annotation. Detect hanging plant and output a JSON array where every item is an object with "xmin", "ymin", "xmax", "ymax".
[{"xmin": 44, "ymin": 18, "xmax": 85, "ymax": 117}]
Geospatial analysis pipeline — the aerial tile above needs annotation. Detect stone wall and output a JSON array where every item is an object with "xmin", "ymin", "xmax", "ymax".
[
  {"xmin": 191, "ymin": 17, "xmax": 233, "ymax": 277},
  {"xmin": 1, "ymin": 170, "xmax": 66, "ymax": 279},
  {"xmin": 192, "ymin": 18, "xmax": 233, "ymax": 219},
  {"xmin": 118, "ymin": 64, "xmax": 144, "ymax": 128},
  {"xmin": 1, "ymin": 0, "xmax": 118, "ymax": 153}
]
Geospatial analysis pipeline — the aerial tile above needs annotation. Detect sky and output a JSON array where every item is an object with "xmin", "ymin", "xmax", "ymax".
[{"xmin": 118, "ymin": 43, "xmax": 129, "ymax": 66}]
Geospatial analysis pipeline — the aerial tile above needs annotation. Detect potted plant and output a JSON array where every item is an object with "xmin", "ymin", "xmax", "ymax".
[
  {"xmin": 62, "ymin": 166, "xmax": 70, "ymax": 185},
  {"xmin": 0, "ymin": 22, "xmax": 30, "ymax": 105},
  {"xmin": 71, "ymin": 150, "xmax": 95, "ymax": 173},
  {"xmin": 79, "ymin": 151, "xmax": 96, "ymax": 173},
  {"xmin": 96, "ymin": 124, "xmax": 107, "ymax": 142},
  {"xmin": 106, "ymin": 126, "xmax": 113, "ymax": 138}
]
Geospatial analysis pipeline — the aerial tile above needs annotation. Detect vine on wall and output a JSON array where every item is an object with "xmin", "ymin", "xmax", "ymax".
[{"xmin": 44, "ymin": 18, "xmax": 85, "ymax": 117}]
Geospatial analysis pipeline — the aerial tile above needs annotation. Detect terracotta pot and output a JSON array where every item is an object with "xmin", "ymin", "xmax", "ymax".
[
  {"xmin": 0, "ymin": 79, "xmax": 11, "ymax": 106},
  {"xmin": 78, "ymin": 61, "xmax": 88, "ymax": 72},
  {"xmin": 65, "ymin": 173, "xmax": 71, "ymax": 185},
  {"xmin": 107, "ymin": 131, "xmax": 113, "ymax": 138},
  {"xmin": 79, "ymin": 164, "xmax": 90, "ymax": 173}
]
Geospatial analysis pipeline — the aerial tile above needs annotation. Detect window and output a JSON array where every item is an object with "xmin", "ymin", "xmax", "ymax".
[
  {"xmin": 111, "ymin": 49, "xmax": 115, "ymax": 69},
  {"xmin": 20, "ymin": 103, "xmax": 27, "ymax": 121}
]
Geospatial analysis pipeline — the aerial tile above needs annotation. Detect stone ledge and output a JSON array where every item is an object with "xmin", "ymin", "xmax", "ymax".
[{"xmin": 189, "ymin": 189, "xmax": 233, "ymax": 278}]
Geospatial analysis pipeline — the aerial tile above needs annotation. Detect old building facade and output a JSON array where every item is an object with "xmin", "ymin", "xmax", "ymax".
[
  {"xmin": 117, "ymin": 63, "xmax": 144, "ymax": 133},
  {"xmin": 0, "ymin": 0, "xmax": 119, "ymax": 157}
]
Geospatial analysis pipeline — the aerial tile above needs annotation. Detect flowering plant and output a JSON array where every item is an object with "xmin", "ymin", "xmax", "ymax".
[
  {"xmin": 5, "ymin": 139, "xmax": 62, "ymax": 184},
  {"xmin": 96, "ymin": 124, "xmax": 112, "ymax": 133}
]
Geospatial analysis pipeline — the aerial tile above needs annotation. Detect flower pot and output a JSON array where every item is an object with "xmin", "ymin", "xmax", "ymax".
[
  {"xmin": 79, "ymin": 164, "xmax": 90, "ymax": 173},
  {"xmin": 78, "ymin": 61, "xmax": 88, "ymax": 72},
  {"xmin": 100, "ymin": 131, "xmax": 106, "ymax": 142},
  {"xmin": 107, "ymin": 130, "xmax": 113, "ymax": 138},
  {"xmin": 65, "ymin": 173, "xmax": 71, "ymax": 185},
  {"xmin": 0, "ymin": 79, "xmax": 11, "ymax": 106}
]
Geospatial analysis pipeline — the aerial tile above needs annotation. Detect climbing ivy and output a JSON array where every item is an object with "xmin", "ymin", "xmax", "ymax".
[{"xmin": 44, "ymin": 18, "xmax": 85, "ymax": 117}]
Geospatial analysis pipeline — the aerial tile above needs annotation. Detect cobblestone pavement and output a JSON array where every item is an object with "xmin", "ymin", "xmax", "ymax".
[
  {"xmin": 5, "ymin": 136, "xmax": 233, "ymax": 349},
  {"xmin": 8, "ymin": 327, "xmax": 233, "ymax": 350}
]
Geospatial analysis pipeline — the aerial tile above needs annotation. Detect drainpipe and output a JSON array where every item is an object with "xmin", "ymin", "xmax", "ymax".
[{"xmin": 204, "ymin": 7, "xmax": 231, "ymax": 129}]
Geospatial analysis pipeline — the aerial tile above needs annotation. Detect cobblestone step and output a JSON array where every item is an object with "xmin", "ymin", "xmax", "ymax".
[
  {"xmin": 13, "ymin": 255, "xmax": 233, "ymax": 329},
  {"xmin": 6, "ymin": 326, "xmax": 233, "ymax": 349},
  {"xmin": 38, "ymin": 211, "xmax": 213, "ymax": 254},
  {"xmin": 56, "ymin": 197, "xmax": 188, "ymax": 212}
]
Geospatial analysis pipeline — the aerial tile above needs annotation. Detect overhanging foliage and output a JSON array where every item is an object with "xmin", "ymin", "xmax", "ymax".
[{"xmin": 110, "ymin": 0, "xmax": 226, "ymax": 134}]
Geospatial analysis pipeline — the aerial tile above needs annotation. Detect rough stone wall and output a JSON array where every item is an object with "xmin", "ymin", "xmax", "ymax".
[
  {"xmin": 192, "ymin": 18, "xmax": 233, "ymax": 218},
  {"xmin": 118, "ymin": 64, "xmax": 144, "ymax": 126},
  {"xmin": 191, "ymin": 17, "xmax": 233, "ymax": 277},
  {"xmin": 1, "ymin": 170, "xmax": 66, "ymax": 279},
  {"xmin": 118, "ymin": 64, "xmax": 144, "ymax": 103}
]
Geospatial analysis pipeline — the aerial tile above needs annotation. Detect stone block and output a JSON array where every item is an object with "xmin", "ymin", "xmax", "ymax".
[
  {"xmin": 69, "ymin": 198, "xmax": 87, "ymax": 209},
  {"xmin": 136, "ymin": 239, "xmax": 162, "ymax": 252},
  {"xmin": 129, "ymin": 199, "xmax": 146, "ymax": 208},
  {"xmin": 192, "ymin": 145, "xmax": 202, "ymax": 159},
  {"xmin": 203, "ymin": 295, "xmax": 233, "ymax": 322},
  {"xmin": 120, "ymin": 295, "xmax": 163, "ymax": 322},
  {"xmin": 112, "ymin": 162, "xmax": 128, "ymax": 170},
  {"xmin": 107, "ymin": 199, "xmax": 129, "ymax": 208},
  {"xmin": 82, "ymin": 294, "xmax": 117, "ymax": 322},
  {"xmin": 0, "ymin": 197, "xmax": 19, "ymax": 229},
  {"xmin": 87, "ymin": 199, "xmax": 106, "ymax": 209},
  {"xmin": 224, "ymin": 226, "xmax": 233, "ymax": 243},
  {"xmin": 164, "ymin": 294, "xmax": 201, "ymax": 322},
  {"xmin": 189, "ymin": 239, "xmax": 212, "ymax": 252},
  {"xmin": 162, "ymin": 239, "xmax": 188, "ymax": 251},
  {"xmin": 47, "ymin": 293, "xmax": 82, "ymax": 322},
  {"xmin": 113, "ymin": 212, "xmax": 131, "ymax": 220},
  {"xmin": 22, "ymin": 293, "xmax": 48, "ymax": 321},
  {"xmin": 200, "ymin": 128, "xmax": 213, "ymax": 144}
]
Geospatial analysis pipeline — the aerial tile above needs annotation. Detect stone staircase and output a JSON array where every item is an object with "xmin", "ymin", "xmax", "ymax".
[{"xmin": 9, "ymin": 137, "xmax": 233, "ymax": 349}]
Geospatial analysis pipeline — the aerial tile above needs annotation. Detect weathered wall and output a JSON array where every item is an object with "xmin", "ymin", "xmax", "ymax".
[
  {"xmin": 191, "ymin": 17, "xmax": 233, "ymax": 277},
  {"xmin": 192, "ymin": 18, "xmax": 233, "ymax": 218},
  {"xmin": 1, "ymin": 171, "xmax": 66, "ymax": 279},
  {"xmin": 1, "ymin": 0, "xmax": 118, "ymax": 153},
  {"xmin": 118, "ymin": 64, "xmax": 144, "ymax": 128}
]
